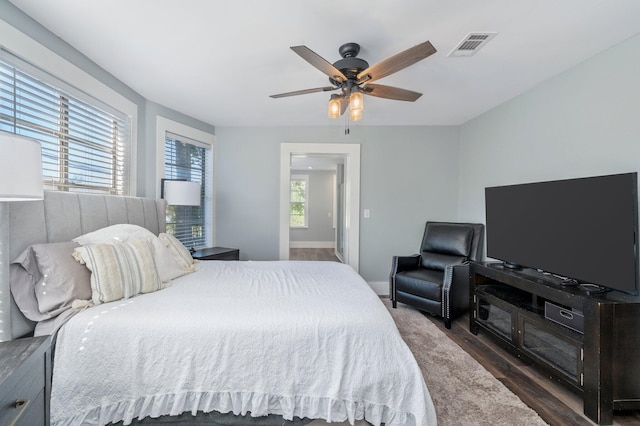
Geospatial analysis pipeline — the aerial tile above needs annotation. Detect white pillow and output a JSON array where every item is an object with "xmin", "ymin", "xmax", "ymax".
[
  {"xmin": 73, "ymin": 224, "xmax": 189, "ymax": 283},
  {"xmin": 151, "ymin": 238, "xmax": 192, "ymax": 282},
  {"xmin": 158, "ymin": 233, "xmax": 199, "ymax": 272},
  {"xmin": 73, "ymin": 239, "xmax": 164, "ymax": 305},
  {"xmin": 73, "ymin": 224, "xmax": 156, "ymax": 245}
]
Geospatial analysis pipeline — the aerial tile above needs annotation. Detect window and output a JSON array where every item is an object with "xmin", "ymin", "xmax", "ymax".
[
  {"xmin": 290, "ymin": 174, "xmax": 309, "ymax": 228},
  {"xmin": 0, "ymin": 50, "xmax": 130, "ymax": 195},
  {"xmin": 164, "ymin": 132, "xmax": 212, "ymax": 249}
]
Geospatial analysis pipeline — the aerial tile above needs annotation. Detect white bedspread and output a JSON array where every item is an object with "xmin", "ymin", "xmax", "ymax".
[{"xmin": 50, "ymin": 261, "xmax": 436, "ymax": 426}]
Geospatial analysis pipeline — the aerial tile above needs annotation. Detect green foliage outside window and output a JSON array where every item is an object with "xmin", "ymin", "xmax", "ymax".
[{"xmin": 290, "ymin": 178, "xmax": 307, "ymax": 227}]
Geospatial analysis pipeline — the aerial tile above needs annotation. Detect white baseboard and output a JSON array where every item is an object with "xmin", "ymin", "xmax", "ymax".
[
  {"xmin": 290, "ymin": 241, "xmax": 335, "ymax": 249},
  {"xmin": 367, "ymin": 281, "xmax": 389, "ymax": 296}
]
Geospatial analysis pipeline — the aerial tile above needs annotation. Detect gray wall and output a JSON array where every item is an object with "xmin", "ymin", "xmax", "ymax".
[
  {"xmin": 215, "ymin": 126, "xmax": 460, "ymax": 282},
  {"xmin": 290, "ymin": 170, "xmax": 336, "ymax": 244},
  {"xmin": 457, "ymin": 32, "xmax": 640, "ymax": 245}
]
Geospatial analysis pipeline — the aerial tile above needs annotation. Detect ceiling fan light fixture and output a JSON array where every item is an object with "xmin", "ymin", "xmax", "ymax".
[
  {"xmin": 349, "ymin": 107, "xmax": 363, "ymax": 122},
  {"xmin": 272, "ymin": 41, "xmax": 436, "ymax": 123},
  {"xmin": 349, "ymin": 90, "xmax": 364, "ymax": 112},
  {"xmin": 328, "ymin": 95, "xmax": 341, "ymax": 119}
]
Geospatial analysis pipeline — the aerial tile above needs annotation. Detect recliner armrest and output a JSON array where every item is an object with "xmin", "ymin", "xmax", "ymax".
[
  {"xmin": 450, "ymin": 262, "xmax": 471, "ymax": 287},
  {"xmin": 391, "ymin": 254, "xmax": 421, "ymax": 275},
  {"xmin": 390, "ymin": 254, "xmax": 421, "ymax": 305},
  {"xmin": 442, "ymin": 262, "xmax": 471, "ymax": 321}
]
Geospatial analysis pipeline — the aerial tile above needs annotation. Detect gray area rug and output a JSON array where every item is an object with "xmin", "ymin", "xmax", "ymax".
[{"xmin": 383, "ymin": 299, "xmax": 549, "ymax": 426}]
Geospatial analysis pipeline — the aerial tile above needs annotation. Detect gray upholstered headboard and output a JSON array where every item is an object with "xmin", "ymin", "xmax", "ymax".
[{"xmin": 0, "ymin": 191, "xmax": 166, "ymax": 341}]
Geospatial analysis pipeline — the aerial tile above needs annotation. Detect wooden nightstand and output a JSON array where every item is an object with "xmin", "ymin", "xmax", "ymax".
[
  {"xmin": 0, "ymin": 336, "xmax": 51, "ymax": 426},
  {"xmin": 191, "ymin": 247, "xmax": 240, "ymax": 261}
]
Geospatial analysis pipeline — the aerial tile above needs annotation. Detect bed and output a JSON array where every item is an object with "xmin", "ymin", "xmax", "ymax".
[{"xmin": 2, "ymin": 191, "xmax": 437, "ymax": 426}]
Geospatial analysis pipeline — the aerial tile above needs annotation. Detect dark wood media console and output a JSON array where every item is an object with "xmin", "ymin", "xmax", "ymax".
[{"xmin": 470, "ymin": 262, "xmax": 640, "ymax": 425}]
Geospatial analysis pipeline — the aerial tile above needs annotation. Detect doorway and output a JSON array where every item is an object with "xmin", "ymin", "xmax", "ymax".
[
  {"xmin": 279, "ymin": 143, "xmax": 360, "ymax": 272},
  {"xmin": 289, "ymin": 154, "xmax": 343, "ymax": 262}
]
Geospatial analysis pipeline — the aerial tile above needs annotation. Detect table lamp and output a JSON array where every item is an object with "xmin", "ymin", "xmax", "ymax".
[
  {"xmin": 162, "ymin": 179, "xmax": 201, "ymax": 206},
  {"xmin": 0, "ymin": 132, "xmax": 43, "ymax": 341}
]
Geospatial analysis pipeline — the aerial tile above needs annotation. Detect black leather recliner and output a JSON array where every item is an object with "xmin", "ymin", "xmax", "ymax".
[{"xmin": 390, "ymin": 221, "xmax": 484, "ymax": 329}]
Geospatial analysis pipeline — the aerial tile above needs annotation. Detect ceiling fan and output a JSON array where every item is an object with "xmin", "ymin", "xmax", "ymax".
[{"xmin": 270, "ymin": 41, "xmax": 437, "ymax": 121}]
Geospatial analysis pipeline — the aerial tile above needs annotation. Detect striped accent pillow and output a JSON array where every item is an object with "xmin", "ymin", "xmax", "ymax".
[
  {"xmin": 158, "ymin": 233, "xmax": 199, "ymax": 272},
  {"xmin": 73, "ymin": 239, "xmax": 164, "ymax": 305}
]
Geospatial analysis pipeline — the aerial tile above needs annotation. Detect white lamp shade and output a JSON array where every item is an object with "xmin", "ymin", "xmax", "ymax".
[
  {"xmin": 0, "ymin": 133, "xmax": 43, "ymax": 201},
  {"xmin": 164, "ymin": 180, "xmax": 201, "ymax": 206}
]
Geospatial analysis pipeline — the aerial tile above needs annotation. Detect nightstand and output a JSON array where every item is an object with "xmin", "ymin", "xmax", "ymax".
[
  {"xmin": 191, "ymin": 247, "xmax": 240, "ymax": 260},
  {"xmin": 0, "ymin": 336, "xmax": 51, "ymax": 426}
]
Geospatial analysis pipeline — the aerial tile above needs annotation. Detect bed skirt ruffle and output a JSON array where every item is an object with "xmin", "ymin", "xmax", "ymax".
[{"xmin": 56, "ymin": 391, "xmax": 420, "ymax": 426}]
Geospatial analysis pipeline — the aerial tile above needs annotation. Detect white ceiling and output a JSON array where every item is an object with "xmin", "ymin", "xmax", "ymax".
[{"xmin": 9, "ymin": 0, "xmax": 640, "ymax": 127}]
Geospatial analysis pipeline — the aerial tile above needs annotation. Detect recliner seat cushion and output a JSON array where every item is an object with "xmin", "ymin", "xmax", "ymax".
[{"xmin": 395, "ymin": 268, "xmax": 444, "ymax": 301}]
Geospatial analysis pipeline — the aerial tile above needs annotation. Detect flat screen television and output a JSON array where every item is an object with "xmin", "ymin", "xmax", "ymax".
[{"xmin": 485, "ymin": 172, "xmax": 639, "ymax": 295}]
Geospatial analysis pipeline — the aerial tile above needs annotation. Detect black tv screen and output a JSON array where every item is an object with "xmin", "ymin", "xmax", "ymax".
[{"xmin": 485, "ymin": 172, "xmax": 639, "ymax": 294}]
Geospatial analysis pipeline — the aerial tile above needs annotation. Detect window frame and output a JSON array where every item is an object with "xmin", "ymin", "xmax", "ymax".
[
  {"xmin": 156, "ymin": 116, "xmax": 214, "ymax": 248},
  {"xmin": 0, "ymin": 48, "xmax": 134, "ymax": 195},
  {"xmin": 0, "ymin": 24, "xmax": 138, "ymax": 195},
  {"xmin": 290, "ymin": 174, "xmax": 309, "ymax": 229}
]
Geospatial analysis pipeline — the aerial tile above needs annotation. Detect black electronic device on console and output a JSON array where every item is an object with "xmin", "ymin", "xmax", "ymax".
[
  {"xmin": 544, "ymin": 301, "xmax": 584, "ymax": 334},
  {"xmin": 578, "ymin": 283, "xmax": 609, "ymax": 295}
]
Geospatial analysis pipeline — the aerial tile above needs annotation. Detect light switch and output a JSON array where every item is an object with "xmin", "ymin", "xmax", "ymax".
[{"xmin": 364, "ymin": 209, "xmax": 370, "ymax": 219}]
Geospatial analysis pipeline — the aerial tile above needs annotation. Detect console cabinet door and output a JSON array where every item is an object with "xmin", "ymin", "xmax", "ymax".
[
  {"xmin": 519, "ymin": 314, "xmax": 583, "ymax": 387},
  {"xmin": 475, "ymin": 293, "xmax": 518, "ymax": 345}
]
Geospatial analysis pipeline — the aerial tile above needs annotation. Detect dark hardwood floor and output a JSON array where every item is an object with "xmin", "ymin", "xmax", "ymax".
[
  {"xmin": 289, "ymin": 247, "xmax": 341, "ymax": 262},
  {"xmin": 420, "ymin": 309, "xmax": 640, "ymax": 426}
]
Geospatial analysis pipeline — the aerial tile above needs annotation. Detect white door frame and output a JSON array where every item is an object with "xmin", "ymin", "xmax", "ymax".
[{"xmin": 280, "ymin": 143, "xmax": 360, "ymax": 272}]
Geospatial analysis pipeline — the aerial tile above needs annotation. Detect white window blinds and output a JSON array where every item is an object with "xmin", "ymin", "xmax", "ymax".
[
  {"xmin": 0, "ymin": 50, "xmax": 130, "ymax": 195},
  {"xmin": 164, "ymin": 133, "xmax": 212, "ymax": 249}
]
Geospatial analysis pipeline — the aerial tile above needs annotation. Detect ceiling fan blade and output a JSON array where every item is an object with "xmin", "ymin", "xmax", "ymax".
[
  {"xmin": 362, "ymin": 84, "xmax": 423, "ymax": 102},
  {"xmin": 291, "ymin": 46, "xmax": 347, "ymax": 83},
  {"xmin": 270, "ymin": 86, "xmax": 337, "ymax": 98},
  {"xmin": 357, "ymin": 41, "xmax": 436, "ymax": 84}
]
